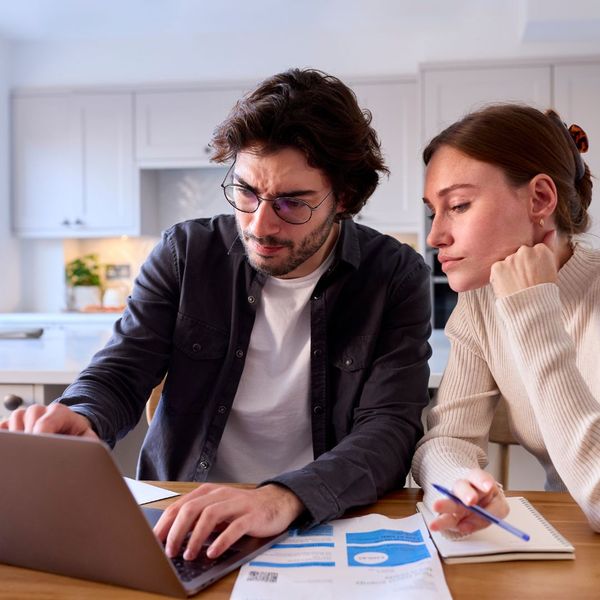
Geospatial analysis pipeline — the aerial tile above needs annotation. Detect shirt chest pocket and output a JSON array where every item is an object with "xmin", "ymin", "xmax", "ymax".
[
  {"xmin": 173, "ymin": 315, "xmax": 229, "ymax": 361},
  {"xmin": 167, "ymin": 316, "xmax": 229, "ymax": 414},
  {"xmin": 331, "ymin": 335, "xmax": 374, "ymax": 372}
]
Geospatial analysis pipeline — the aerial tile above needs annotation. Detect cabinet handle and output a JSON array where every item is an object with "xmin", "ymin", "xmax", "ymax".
[
  {"xmin": 74, "ymin": 218, "xmax": 84, "ymax": 226},
  {"xmin": 3, "ymin": 394, "xmax": 24, "ymax": 411},
  {"xmin": 61, "ymin": 219, "xmax": 71, "ymax": 226}
]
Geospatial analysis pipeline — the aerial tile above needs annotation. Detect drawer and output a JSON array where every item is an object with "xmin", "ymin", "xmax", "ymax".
[{"xmin": 0, "ymin": 384, "xmax": 37, "ymax": 420}]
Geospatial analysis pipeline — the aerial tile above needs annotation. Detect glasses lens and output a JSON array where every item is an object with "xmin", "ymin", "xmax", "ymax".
[
  {"xmin": 224, "ymin": 185, "xmax": 258, "ymax": 212},
  {"xmin": 273, "ymin": 198, "xmax": 311, "ymax": 224}
]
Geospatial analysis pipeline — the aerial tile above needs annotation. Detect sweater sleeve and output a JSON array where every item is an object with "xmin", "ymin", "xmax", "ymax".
[
  {"xmin": 496, "ymin": 283, "xmax": 600, "ymax": 531},
  {"xmin": 411, "ymin": 293, "xmax": 501, "ymax": 509}
]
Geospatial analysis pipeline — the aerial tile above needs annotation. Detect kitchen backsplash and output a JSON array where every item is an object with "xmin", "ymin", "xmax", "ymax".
[{"xmin": 155, "ymin": 166, "xmax": 230, "ymax": 231}]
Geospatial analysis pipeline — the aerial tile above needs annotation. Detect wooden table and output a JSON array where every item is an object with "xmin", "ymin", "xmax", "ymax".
[{"xmin": 1, "ymin": 484, "xmax": 598, "ymax": 599}]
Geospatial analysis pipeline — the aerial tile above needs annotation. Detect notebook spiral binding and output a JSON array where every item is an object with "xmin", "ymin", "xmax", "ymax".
[{"xmin": 520, "ymin": 498, "xmax": 572, "ymax": 547}]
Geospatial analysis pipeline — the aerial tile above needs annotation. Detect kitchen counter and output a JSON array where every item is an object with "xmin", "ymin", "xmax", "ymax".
[
  {"xmin": 0, "ymin": 326, "xmax": 113, "ymax": 385},
  {"xmin": 428, "ymin": 329, "xmax": 449, "ymax": 388},
  {"xmin": 0, "ymin": 312, "xmax": 120, "ymax": 327}
]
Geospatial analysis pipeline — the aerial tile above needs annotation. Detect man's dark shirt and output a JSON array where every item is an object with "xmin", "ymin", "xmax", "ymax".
[{"xmin": 60, "ymin": 215, "xmax": 432, "ymax": 526}]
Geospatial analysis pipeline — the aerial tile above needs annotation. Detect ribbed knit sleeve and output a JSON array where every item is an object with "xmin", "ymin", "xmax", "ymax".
[
  {"xmin": 496, "ymin": 281, "xmax": 600, "ymax": 531},
  {"xmin": 412, "ymin": 292, "xmax": 500, "ymax": 509}
]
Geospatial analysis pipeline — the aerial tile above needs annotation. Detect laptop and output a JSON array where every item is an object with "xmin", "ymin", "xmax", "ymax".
[{"xmin": 0, "ymin": 430, "xmax": 288, "ymax": 597}]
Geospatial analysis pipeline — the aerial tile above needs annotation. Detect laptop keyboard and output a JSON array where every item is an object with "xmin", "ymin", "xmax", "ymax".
[{"xmin": 171, "ymin": 546, "xmax": 240, "ymax": 582}]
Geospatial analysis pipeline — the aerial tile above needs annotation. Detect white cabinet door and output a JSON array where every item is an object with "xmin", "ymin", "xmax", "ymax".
[
  {"xmin": 12, "ymin": 93, "xmax": 135, "ymax": 238},
  {"xmin": 12, "ymin": 95, "xmax": 80, "ymax": 234},
  {"xmin": 351, "ymin": 81, "xmax": 420, "ymax": 233},
  {"xmin": 554, "ymin": 63, "xmax": 600, "ymax": 247},
  {"xmin": 422, "ymin": 65, "xmax": 552, "ymax": 143},
  {"xmin": 135, "ymin": 87, "xmax": 248, "ymax": 166},
  {"xmin": 78, "ymin": 94, "xmax": 135, "ymax": 233}
]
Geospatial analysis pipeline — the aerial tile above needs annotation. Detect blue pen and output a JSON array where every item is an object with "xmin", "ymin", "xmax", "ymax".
[{"xmin": 432, "ymin": 483, "xmax": 530, "ymax": 542}]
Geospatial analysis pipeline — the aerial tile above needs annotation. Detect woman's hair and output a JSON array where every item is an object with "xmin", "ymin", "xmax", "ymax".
[
  {"xmin": 210, "ymin": 68, "xmax": 388, "ymax": 220},
  {"xmin": 423, "ymin": 104, "xmax": 593, "ymax": 234}
]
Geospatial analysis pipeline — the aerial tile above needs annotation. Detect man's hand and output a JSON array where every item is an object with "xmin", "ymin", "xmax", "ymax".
[
  {"xmin": 0, "ymin": 402, "xmax": 98, "ymax": 438},
  {"xmin": 490, "ymin": 230, "xmax": 560, "ymax": 298},
  {"xmin": 429, "ymin": 469, "xmax": 509, "ymax": 535},
  {"xmin": 154, "ymin": 483, "xmax": 305, "ymax": 560}
]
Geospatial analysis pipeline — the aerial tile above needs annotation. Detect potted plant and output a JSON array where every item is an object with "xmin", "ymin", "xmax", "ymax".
[{"xmin": 65, "ymin": 254, "xmax": 102, "ymax": 311}]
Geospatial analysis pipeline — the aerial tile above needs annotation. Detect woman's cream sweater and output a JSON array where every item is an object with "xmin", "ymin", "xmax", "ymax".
[{"xmin": 412, "ymin": 243, "xmax": 600, "ymax": 531}]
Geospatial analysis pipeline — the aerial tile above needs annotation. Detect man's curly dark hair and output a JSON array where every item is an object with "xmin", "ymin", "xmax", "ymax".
[{"xmin": 210, "ymin": 68, "xmax": 389, "ymax": 220}]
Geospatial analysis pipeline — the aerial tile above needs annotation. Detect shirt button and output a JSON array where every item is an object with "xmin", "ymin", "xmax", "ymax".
[
  {"xmin": 192, "ymin": 343, "xmax": 202, "ymax": 353},
  {"xmin": 235, "ymin": 348, "xmax": 245, "ymax": 358},
  {"xmin": 217, "ymin": 405, "xmax": 227, "ymax": 414},
  {"xmin": 313, "ymin": 349, "xmax": 322, "ymax": 358},
  {"xmin": 248, "ymin": 295, "xmax": 256, "ymax": 304},
  {"xmin": 199, "ymin": 460, "xmax": 209, "ymax": 470},
  {"xmin": 313, "ymin": 405, "xmax": 324, "ymax": 415},
  {"xmin": 344, "ymin": 358, "xmax": 353, "ymax": 367}
]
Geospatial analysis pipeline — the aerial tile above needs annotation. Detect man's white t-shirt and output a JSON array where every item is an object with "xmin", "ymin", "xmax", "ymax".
[{"xmin": 209, "ymin": 250, "xmax": 335, "ymax": 483}]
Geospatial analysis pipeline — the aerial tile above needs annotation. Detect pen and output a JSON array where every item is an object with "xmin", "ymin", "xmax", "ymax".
[{"xmin": 432, "ymin": 483, "xmax": 530, "ymax": 542}]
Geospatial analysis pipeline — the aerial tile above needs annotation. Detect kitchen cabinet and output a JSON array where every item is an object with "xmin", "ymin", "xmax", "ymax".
[
  {"xmin": 12, "ymin": 92, "xmax": 135, "ymax": 238},
  {"xmin": 0, "ymin": 384, "xmax": 39, "ymax": 419},
  {"xmin": 554, "ymin": 62, "xmax": 600, "ymax": 243},
  {"xmin": 351, "ymin": 80, "xmax": 420, "ymax": 233},
  {"xmin": 421, "ymin": 64, "xmax": 552, "ymax": 143},
  {"xmin": 135, "ymin": 86, "xmax": 249, "ymax": 166}
]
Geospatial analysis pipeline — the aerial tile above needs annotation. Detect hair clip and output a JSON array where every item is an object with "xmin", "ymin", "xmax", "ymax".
[{"xmin": 568, "ymin": 124, "xmax": 589, "ymax": 153}]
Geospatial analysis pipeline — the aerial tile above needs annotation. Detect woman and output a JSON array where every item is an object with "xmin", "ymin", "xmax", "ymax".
[{"xmin": 411, "ymin": 103, "xmax": 599, "ymax": 535}]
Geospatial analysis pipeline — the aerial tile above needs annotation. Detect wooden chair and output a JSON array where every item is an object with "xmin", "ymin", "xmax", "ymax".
[
  {"xmin": 489, "ymin": 399, "xmax": 518, "ymax": 488},
  {"xmin": 145, "ymin": 378, "xmax": 165, "ymax": 425}
]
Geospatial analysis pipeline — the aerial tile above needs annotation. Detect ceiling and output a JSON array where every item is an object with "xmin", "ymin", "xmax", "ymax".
[{"xmin": 0, "ymin": 0, "xmax": 598, "ymax": 43}]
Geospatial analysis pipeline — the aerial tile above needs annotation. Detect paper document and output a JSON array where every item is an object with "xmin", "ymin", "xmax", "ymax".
[
  {"xmin": 124, "ymin": 477, "xmax": 180, "ymax": 505},
  {"xmin": 231, "ymin": 513, "xmax": 452, "ymax": 600}
]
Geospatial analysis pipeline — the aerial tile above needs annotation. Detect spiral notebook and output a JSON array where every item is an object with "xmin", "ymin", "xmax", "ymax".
[{"xmin": 417, "ymin": 497, "xmax": 575, "ymax": 563}]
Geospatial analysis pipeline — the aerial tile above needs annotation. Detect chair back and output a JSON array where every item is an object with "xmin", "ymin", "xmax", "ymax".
[
  {"xmin": 145, "ymin": 378, "xmax": 165, "ymax": 425},
  {"xmin": 489, "ymin": 399, "xmax": 518, "ymax": 488},
  {"xmin": 489, "ymin": 399, "xmax": 517, "ymax": 445}
]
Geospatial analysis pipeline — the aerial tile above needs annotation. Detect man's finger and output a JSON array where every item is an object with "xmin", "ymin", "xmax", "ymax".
[
  {"xmin": 8, "ymin": 407, "xmax": 27, "ymax": 431},
  {"xmin": 164, "ymin": 500, "xmax": 207, "ymax": 557},
  {"xmin": 22, "ymin": 405, "xmax": 47, "ymax": 433},
  {"xmin": 185, "ymin": 501, "xmax": 245, "ymax": 560}
]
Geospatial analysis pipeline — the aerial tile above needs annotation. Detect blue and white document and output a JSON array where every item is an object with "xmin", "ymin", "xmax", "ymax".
[{"xmin": 231, "ymin": 513, "xmax": 452, "ymax": 599}]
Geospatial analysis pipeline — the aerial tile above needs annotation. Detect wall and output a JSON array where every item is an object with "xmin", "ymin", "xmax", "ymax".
[
  {"xmin": 7, "ymin": 1, "xmax": 600, "ymax": 88},
  {"xmin": 0, "ymin": 38, "xmax": 20, "ymax": 311}
]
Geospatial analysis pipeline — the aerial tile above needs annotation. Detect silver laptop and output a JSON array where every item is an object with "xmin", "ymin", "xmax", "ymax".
[{"xmin": 0, "ymin": 430, "xmax": 288, "ymax": 597}]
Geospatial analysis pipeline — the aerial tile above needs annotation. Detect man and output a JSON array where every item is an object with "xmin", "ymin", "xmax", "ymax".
[{"xmin": 2, "ymin": 69, "xmax": 431, "ymax": 561}]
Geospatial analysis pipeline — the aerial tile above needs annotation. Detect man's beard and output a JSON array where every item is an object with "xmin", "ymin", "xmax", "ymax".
[{"xmin": 237, "ymin": 208, "xmax": 337, "ymax": 277}]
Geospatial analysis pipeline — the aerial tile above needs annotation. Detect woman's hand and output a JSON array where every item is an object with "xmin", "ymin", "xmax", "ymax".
[
  {"xmin": 490, "ymin": 230, "xmax": 560, "ymax": 298},
  {"xmin": 429, "ymin": 469, "xmax": 509, "ymax": 535}
]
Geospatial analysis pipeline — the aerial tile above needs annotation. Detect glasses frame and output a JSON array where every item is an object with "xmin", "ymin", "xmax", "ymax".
[{"xmin": 221, "ymin": 164, "xmax": 333, "ymax": 225}]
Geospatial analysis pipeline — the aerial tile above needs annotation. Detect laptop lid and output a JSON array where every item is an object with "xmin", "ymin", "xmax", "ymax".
[{"xmin": 0, "ymin": 430, "xmax": 287, "ymax": 597}]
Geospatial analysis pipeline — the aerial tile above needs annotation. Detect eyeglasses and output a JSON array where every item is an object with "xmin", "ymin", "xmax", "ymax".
[{"xmin": 221, "ymin": 166, "xmax": 333, "ymax": 225}]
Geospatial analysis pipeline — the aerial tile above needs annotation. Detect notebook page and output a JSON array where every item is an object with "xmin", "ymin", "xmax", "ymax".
[{"xmin": 417, "ymin": 497, "xmax": 574, "ymax": 558}]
